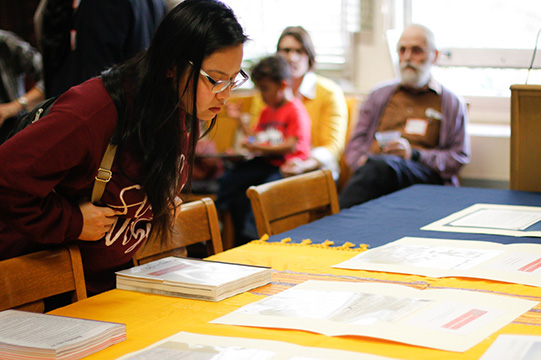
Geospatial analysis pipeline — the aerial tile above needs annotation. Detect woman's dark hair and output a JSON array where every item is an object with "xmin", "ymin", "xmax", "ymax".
[
  {"xmin": 251, "ymin": 55, "xmax": 291, "ymax": 84},
  {"xmin": 276, "ymin": 26, "xmax": 316, "ymax": 70},
  {"xmin": 102, "ymin": 0, "xmax": 247, "ymax": 243}
]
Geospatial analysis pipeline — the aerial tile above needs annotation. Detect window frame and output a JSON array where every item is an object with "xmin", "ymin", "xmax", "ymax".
[
  {"xmin": 397, "ymin": 0, "xmax": 541, "ymax": 125},
  {"xmin": 221, "ymin": 0, "xmax": 360, "ymax": 87}
]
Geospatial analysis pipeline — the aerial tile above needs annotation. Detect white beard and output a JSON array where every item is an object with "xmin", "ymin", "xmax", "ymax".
[{"xmin": 399, "ymin": 61, "xmax": 431, "ymax": 88}]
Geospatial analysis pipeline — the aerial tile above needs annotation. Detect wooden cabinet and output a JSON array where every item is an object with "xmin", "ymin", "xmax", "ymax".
[{"xmin": 510, "ymin": 84, "xmax": 541, "ymax": 192}]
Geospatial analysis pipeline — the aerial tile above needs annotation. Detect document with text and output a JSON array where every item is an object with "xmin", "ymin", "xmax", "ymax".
[
  {"xmin": 332, "ymin": 237, "xmax": 541, "ymax": 287},
  {"xmin": 211, "ymin": 280, "xmax": 537, "ymax": 352},
  {"xmin": 480, "ymin": 334, "xmax": 541, "ymax": 360},
  {"xmin": 421, "ymin": 204, "xmax": 541, "ymax": 237},
  {"xmin": 118, "ymin": 331, "xmax": 399, "ymax": 360}
]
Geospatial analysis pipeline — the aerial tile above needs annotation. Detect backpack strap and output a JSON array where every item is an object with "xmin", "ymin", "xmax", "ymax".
[{"xmin": 91, "ymin": 143, "xmax": 118, "ymax": 204}]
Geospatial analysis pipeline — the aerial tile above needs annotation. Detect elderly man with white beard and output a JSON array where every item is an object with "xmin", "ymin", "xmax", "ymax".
[{"xmin": 339, "ymin": 24, "xmax": 470, "ymax": 209}]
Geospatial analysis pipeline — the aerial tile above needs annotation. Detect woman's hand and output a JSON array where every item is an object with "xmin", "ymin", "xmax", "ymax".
[
  {"xmin": 0, "ymin": 102, "xmax": 22, "ymax": 124},
  {"xmin": 280, "ymin": 157, "xmax": 320, "ymax": 177},
  {"xmin": 171, "ymin": 196, "xmax": 183, "ymax": 218},
  {"xmin": 78, "ymin": 201, "xmax": 121, "ymax": 241}
]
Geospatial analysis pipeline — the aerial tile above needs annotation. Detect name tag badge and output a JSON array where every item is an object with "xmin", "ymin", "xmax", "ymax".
[{"xmin": 405, "ymin": 118, "xmax": 428, "ymax": 136}]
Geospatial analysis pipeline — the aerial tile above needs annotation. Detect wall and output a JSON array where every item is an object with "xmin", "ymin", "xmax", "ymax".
[{"xmin": 351, "ymin": 0, "xmax": 511, "ymax": 189}]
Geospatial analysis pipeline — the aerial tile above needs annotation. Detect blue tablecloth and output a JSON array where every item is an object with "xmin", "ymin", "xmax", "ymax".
[{"xmin": 267, "ymin": 184, "xmax": 541, "ymax": 247}]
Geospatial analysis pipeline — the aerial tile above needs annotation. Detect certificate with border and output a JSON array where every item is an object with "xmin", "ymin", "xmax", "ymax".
[{"xmin": 421, "ymin": 203, "xmax": 541, "ymax": 237}]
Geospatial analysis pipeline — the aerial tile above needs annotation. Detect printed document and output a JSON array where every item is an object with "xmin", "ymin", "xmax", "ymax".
[
  {"xmin": 211, "ymin": 280, "xmax": 537, "ymax": 352},
  {"xmin": 480, "ymin": 334, "xmax": 541, "ymax": 360},
  {"xmin": 332, "ymin": 237, "xmax": 541, "ymax": 287},
  {"xmin": 421, "ymin": 204, "xmax": 541, "ymax": 237},
  {"xmin": 118, "ymin": 331, "xmax": 399, "ymax": 360}
]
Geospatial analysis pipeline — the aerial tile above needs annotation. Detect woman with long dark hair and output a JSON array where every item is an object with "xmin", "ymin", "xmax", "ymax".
[{"xmin": 0, "ymin": 0, "xmax": 248, "ymax": 296}]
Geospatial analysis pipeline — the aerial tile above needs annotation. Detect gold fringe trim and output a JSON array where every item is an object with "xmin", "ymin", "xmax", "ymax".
[{"xmin": 250, "ymin": 236, "xmax": 369, "ymax": 252}]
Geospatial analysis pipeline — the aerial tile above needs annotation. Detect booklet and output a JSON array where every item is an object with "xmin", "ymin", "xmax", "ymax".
[
  {"xmin": 116, "ymin": 256, "xmax": 272, "ymax": 301},
  {"xmin": 118, "ymin": 331, "xmax": 399, "ymax": 360},
  {"xmin": 0, "ymin": 309, "xmax": 125, "ymax": 360},
  {"xmin": 332, "ymin": 236, "xmax": 541, "ymax": 287},
  {"xmin": 211, "ymin": 280, "xmax": 537, "ymax": 352}
]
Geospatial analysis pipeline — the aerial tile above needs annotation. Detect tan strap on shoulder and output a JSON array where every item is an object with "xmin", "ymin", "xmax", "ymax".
[{"xmin": 91, "ymin": 143, "xmax": 118, "ymax": 204}]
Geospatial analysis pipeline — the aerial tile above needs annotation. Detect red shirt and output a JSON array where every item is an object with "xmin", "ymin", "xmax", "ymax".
[
  {"xmin": 0, "ymin": 77, "xmax": 191, "ymax": 294},
  {"xmin": 255, "ymin": 97, "xmax": 311, "ymax": 166}
]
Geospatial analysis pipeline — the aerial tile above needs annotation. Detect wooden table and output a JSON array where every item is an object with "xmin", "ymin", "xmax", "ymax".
[{"xmin": 50, "ymin": 241, "xmax": 541, "ymax": 359}]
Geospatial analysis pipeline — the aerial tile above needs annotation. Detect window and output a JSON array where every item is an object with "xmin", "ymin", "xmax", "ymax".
[
  {"xmin": 221, "ymin": 0, "xmax": 360, "ymax": 83},
  {"xmin": 404, "ymin": 0, "xmax": 541, "ymax": 97}
]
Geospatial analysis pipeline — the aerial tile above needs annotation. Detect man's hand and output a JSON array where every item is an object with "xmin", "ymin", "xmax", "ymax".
[
  {"xmin": 382, "ymin": 137, "xmax": 412, "ymax": 160},
  {"xmin": 78, "ymin": 201, "xmax": 121, "ymax": 241}
]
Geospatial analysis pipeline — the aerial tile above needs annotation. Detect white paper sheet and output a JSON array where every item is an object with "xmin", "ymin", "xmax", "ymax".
[
  {"xmin": 421, "ymin": 204, "xmax": 541, "ymax": 237},
  {"xmin": 117, "ymin": 331, "xmax": 398, "ymax": 360},
  {"xmin": 211, "ymin": 280, "xmax": 537, "ymax": 352},
  {"xmin": 480, "ymin": 334, "xmax": 541, "ymax": 360},
  {"xmin": 332, "ymin": 237, "xmax": 541, "ymax": 287}
]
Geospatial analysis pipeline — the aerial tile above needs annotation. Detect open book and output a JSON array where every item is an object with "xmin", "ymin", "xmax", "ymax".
[
  {"xmin": 0, "ymin": 309, "xmax": 125, "ymax": 360},
  {"xmin": 116, "ymin": 256, "xmax": 272, "ymax": 301}
]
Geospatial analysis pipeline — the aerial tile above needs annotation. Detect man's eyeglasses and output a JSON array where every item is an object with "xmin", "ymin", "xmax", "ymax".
[
  {"xmin": 189, "ymin": 61, "xmax": 249, "ymax": 93},
  {"xmin": 397, "ymin": 46, "xmax": 430, "ymax": 57}
]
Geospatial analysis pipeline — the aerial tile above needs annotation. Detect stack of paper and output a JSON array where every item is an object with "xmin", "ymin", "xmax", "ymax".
[
  {"xmin": 116, "ymin": 256, "xmax": 272, "ymax": 301},
  {"xmin": 0, "ymin": 310, "xmax": 125, "ymax": 360}
]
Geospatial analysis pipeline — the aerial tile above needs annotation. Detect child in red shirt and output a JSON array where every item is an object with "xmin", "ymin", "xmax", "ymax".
[{"xmin": 216, "ymin": 55, "xmax": 311, "ymax": 246}]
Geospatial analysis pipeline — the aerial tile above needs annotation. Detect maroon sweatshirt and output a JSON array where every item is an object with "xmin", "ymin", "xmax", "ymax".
[{"xmin": 0, "ymin": 77, "xmax": 190, "ymax": 295}]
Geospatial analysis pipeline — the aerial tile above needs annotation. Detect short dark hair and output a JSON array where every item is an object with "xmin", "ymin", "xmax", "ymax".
[
  {"xmin": 276, "ymin": 26, "xmax": 316, "ymax": 70},
  {"xmin": 251, "ymin": 55, "xmax": 291, "ymax": 84}
]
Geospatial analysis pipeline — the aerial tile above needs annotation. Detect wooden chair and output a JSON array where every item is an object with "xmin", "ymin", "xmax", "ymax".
[
  {"xmin": 132, "ymin": 197, "xmax": 224, "ymax": 266},
  {"xmin": 246, "ymin": 169, "xmax": 340, "ymax": 238},
  {"xmin": 0, "ymin": 244, "xmax": 87, "ymax": 312}
]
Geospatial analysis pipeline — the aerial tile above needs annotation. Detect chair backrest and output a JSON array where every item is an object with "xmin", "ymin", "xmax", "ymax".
[
  {"xmin": 0, "ymin": 244, "xmax": 87, "ymax": 312},
  {"xmin": 246, "ymin": 169, "xmax": 340, "ymax": 237},
  {"xmin": 132, "ymin": 197, "xmax": 224, "ymax": 266}
]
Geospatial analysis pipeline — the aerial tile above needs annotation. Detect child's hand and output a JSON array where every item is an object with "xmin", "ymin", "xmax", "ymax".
[{"xmin": 241, "ymin": 139, "xmax": 255, "ymax": 152}]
